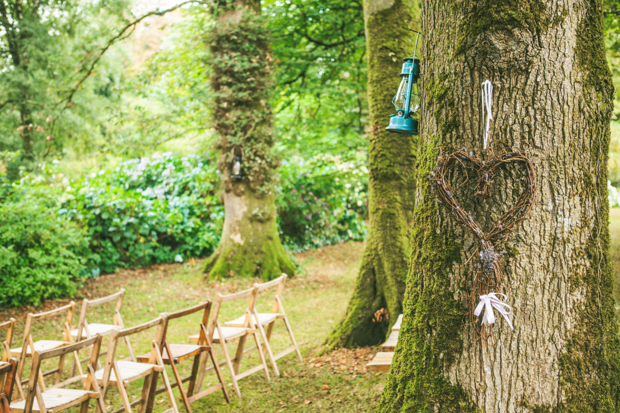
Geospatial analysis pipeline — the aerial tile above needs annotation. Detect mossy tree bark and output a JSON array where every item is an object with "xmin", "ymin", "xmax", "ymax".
[
  {"xmin": 323, "ymin": 0, "xmax": 419, "ymax": 350},
  {"xmin": 203, "ymin": 0, "xmax": 295, "ymax": 280},
  {"xmin": 378, "ymin": 0, "xmax": 620, "ymax": 411}
]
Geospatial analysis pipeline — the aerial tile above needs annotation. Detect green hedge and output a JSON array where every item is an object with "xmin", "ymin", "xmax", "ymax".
[
  {"xmin": 0, "ymin": 199, "xmax": 91, "ymax": 308},
  {"xmin": 0, "ymin": 152, "xmax": 368, "ymax": 308}
]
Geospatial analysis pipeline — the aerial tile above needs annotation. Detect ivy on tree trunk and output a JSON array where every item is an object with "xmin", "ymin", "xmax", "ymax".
[
  {"xmin": 203, "ymin": 0, "xmax": 295, "ymax": 280},
  {"xmin": 378, "ymin": 0, "xmax": 620, "ymax": 411},
  {"xmin": 323, "ymin": 0, "xmax": 419, "ymax": 350}
]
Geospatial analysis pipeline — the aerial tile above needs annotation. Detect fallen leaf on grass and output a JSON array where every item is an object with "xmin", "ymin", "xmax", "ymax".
[
  {"xmin": 322, "ymin": 384, "xmax": 329, "ymax": 389},
  {"xmin": 305, "ymin": 400, "xmax": 312, "ymax": 404}
]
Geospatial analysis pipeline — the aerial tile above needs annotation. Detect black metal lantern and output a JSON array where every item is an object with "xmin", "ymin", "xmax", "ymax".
[
  {"xmin": 386, "ymin": 31, "xmax": 421, "ymax": 136},
  {"xmin": 231, "ymin": 154, "xmax": 243, "ymax": 180}
]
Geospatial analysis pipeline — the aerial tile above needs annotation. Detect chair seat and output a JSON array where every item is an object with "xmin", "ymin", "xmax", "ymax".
[
  {"xmin": 11, "ymin": 340, "xmax": 70, "ymax": 356},
  {"xmin": 70, "ymin": 323, "xmax": 120, "ymax": 339},
  {"xmin": 136, "ymin": 344, "xmax": 203, "ymax": 364},
  {"xmin": 189, "ymin": 326, "xmax": 249, "ymax": 343},
  {"xmin": 93, "ymin": 361, "xmax": 157, "ymax": 385},
  {"xmin": 10, "ymin": 388, "xmax": 96, "ymax": 412},
  {"xmin": 224, "ymin": 313, "xmax": 279, "ymax": 327}
]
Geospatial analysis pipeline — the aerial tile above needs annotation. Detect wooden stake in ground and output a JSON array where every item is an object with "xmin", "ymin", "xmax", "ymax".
[
  {"xmin": 203, "ymin": 0, "xmax": 295, "ymax": 280},
  {"xmin": 378, "ymin": 0, "xmax": 620, "ymax": 411},
  {"xmin": 323, "ymin": 0, "xmax": 419, "ymax": 350}
]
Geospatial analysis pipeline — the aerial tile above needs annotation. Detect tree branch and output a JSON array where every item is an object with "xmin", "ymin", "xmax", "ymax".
[{"xmin": 47, "ymin": 0, "xmax": 208, "ymax": 141}]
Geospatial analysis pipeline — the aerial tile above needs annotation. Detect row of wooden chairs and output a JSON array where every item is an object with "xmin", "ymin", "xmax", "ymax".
[{"xmin": 0, "ymin": 274, "xmax": 302, "ymax": 413}]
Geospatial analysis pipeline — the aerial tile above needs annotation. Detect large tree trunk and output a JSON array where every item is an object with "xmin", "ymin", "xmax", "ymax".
[
  {"xmin": 323, "ymin": 0, "xmax": 418, "ymax": 350},
  {"xmin": 378, "ymin": 0, "xmax": 620, "ymax": 411},
  {"xmin": 203, "ymin": 0, "xmax": 295, "ymax": 280}
]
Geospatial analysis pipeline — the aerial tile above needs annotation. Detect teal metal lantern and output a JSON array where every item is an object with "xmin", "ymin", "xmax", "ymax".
[{"xmin": 386, "ymin": 32, "xmax": 421, "ymax": 135}]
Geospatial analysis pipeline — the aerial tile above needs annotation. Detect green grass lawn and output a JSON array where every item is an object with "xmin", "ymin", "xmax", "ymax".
[{"xmin": 0, "ymin": 242, "xmax": 385, "ymax": 412}]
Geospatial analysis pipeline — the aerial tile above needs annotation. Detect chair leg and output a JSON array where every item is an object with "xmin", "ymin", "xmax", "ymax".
[
  {"xmin": 153, "ymin": 345, "xmax": 179, "ymax": 413},
  {"xmin": 169, "ymin": 359, "xmax": 191, "ymax": 413},
  {"xmin": 208, "ymin": 348, "xmax": 231, "ymax": 404},
  {"xmin": 250, "ymin": 333, "xmax": 271, "ymax": 382},
  {"xmin": 118, "ymin": 381, "xmax": 135, "ymax": 413},
  {"xmin": 282, "ymin": 318, "xmax": 303, "ymax": 361},
  {"xmin": 141, "ymin": 373, "xmax": 157, "ymax": 413},
  {"xmin": 80, "ymin": 399, "xmax": 90, "ymax": 413},
  {"xmin": 218, "ymin": 339, "xmax": 241, "ymax": 398},
  {"xmin": 255, "ymin": 320, "xmax": 279, "ymax": 377},
  {"xmin": 232, "ymin": 336, "xmax": 248, "ymax": 375},
  {"xmin": 187, "ymin": 354, "xmax": 201, "ymax": 397}
]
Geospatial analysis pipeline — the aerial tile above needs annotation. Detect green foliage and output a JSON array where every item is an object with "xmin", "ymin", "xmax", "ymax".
[
  {"xmin": 0, "ymin": 198, "xmax": 91, "ymax": 308},
  {"xmin": 277, "ymin": 154, "xmax": 368, "ymax": 251},
  {"xmin": 62, "ymin": 153, "xmax": 223, "ymax": 273},
  {"xmin": 0, "ymin": 0, "xmax": 132, "ymax": 165},
  {"xmin": 265, "ymin": 0, "xmax": 367, "ymax": 156},
  {"xmin": 2, "ymin": 152, "xmax": 368, "ymax": 277}
]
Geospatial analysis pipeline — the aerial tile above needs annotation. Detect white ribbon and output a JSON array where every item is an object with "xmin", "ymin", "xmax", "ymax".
[
  {"xmin": 474, "ymin": 292, "xmax": 513, "ymax": 330},
  {"xmin": 481, "ymin": 80, "xmax": 493, "ymax": 149}
]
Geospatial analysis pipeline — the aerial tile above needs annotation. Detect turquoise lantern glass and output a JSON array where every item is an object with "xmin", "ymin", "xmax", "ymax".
[{"xmin": 386, "ymin": 57, "xmax": 420, "ymax": 135}]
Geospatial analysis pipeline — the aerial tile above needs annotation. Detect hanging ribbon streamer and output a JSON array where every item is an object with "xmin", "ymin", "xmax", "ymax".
[
  {"xmin": 474, "ymin": 293, "xmax": 513, "ymax": 330},
  {"xmin": 481, "ymin": 80, "xmax": 493, "ymax": 150}
]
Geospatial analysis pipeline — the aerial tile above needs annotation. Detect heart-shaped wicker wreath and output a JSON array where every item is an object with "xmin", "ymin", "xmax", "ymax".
[{"xmin": 429, "ymin": 147, "xmax": 536, "ymax": 336}]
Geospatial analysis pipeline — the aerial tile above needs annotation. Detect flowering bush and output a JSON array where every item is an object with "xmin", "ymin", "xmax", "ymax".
[
  {"xmin": 277, "ymin": 154, "xmax": 368, "ymax": 251},
  {"xmin": 0, "ymin": 152, "xmax": 369, "ymax": 306},
  {"xmin": 9, "ymin": 153, "xmax": 224, "ymax": 274}
]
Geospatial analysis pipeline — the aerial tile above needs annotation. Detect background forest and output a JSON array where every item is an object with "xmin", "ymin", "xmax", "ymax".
[{"xmin": 2, "ymin": 0, "xmax": 620, "ymax": 308}]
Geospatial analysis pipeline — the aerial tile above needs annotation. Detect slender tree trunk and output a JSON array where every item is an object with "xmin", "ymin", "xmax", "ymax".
[
  {"xmin": 378, "ymin": 0, "xmax": 620, "ymax": 411},
  {"xmin": 323, "ymin": 0, "xmax": 419, "ymax": 350},
  {"xmin": 203, "ymin": 0, "xmax": 295, "ymax": 280}
]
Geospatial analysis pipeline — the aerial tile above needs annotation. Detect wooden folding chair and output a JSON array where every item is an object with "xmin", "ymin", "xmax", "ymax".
[
  {"xmin": 137, "ymin": 302, "xmax": 230, "ymax": 412},
  {"xmin": 9, "ymin": 335, "xmax": 105, "ymax": 413},
  {"xmin": 11, "ymin": 303, "xmax": 81, "ymax": 391},
  {"xmin": 70, "ymin": 289, "xmax": 134, "ymax": 374},
  {"xmin": 1, "ymin": 320, "xmax": 23, "ymax": 402},
  {"xmin": 97, "ymin": 316, "xmax": 178, "ymax": 413},
  {"xmin": 224, "ymin": 274, "xmax": 302, "ymax": 378},
  {"xmin": 189, "ymin": 288, "xmax": 270, "ymax": 398},
  {"xmin": 0, "ymin": 358, "xmax": 17, "ymax": 413}
]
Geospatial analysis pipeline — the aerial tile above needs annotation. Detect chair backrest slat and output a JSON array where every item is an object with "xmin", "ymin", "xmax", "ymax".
[
  {"xmin": 37, "ymin": 335, "xmax": 100, "ymax": 361},
  {"xmin": 254, "ymin": 274, "xmax": 286, "ymax": 292},
  {"xmin": 166, "ymin": 301, "xmax": 209, "ymax": 321},
  {"xmin": 29, "ymin": 303, "xmax": 74, "ymax": 321},
  {"xmin": 85, "ymin": 289, "xmax": 124, "ymax": 307},
  {"xmin": 116, "ymin": 317, "xmax": 164, "ymax": 339},
  {"xmin": 219, "ymin": 287, "xmax": 256, "ymax": 303}
]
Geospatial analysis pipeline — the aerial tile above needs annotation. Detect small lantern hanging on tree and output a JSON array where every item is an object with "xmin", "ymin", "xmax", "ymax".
[
  {"xmin": 386, "ymin": 31, "xmax": 421, "ymax": 136},
  {"xmin": 231, "ymin": 154, "xmax": 243, "ymax": 180}
]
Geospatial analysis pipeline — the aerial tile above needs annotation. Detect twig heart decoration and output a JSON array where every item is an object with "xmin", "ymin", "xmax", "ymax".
[
  {"xmin": 430, "ymin": 148, "xmax": 536, "ymax": 246},
  {"xmin": 429, "ymin": 147, "xmax": 537, "ymax": 338}
]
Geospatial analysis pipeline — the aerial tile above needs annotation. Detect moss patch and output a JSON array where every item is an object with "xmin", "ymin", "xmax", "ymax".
[{"xmin": 376, "ymin": 143, "xmax": 478, "ymax": 412}]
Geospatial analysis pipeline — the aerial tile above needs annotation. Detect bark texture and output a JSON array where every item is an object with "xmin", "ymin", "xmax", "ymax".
[
  {"xmin": 323, "ymin": 0, "xmax": 419, "ymax": 349},
  {"xmin": 378, "ymin": 0, "xmax": 620, "ymax": 411},
  {"xmin": 204, "ymin": 0, "xmax": 295, "ymax": 280}
]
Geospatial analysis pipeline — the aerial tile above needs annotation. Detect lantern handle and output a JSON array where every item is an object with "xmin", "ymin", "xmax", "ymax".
[{"xmin": 407, "ymin": 29, "xmax": 422, "ymax": 59}]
